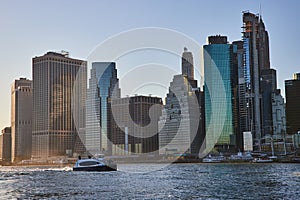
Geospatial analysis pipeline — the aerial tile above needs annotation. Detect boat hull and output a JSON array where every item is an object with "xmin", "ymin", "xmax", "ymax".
[
  {"xmin": 73, "ymin": 165, "xmax": 117, "ymax": 172},
  {"xmin": 252, "ymin": 159, "xmax": 273, "ymax": 163}
]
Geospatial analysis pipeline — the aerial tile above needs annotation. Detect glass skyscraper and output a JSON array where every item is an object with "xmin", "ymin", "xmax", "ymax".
[
  {"xmin": 242, "ymin": 11, "xmax": 271, "ymax": 148},
  {"xmin": 285, "ymin": 73, "xmax": 300, "ymax": 135},
  {"xmin": 86, "ymin": 62, "xmax": 120, "ymax": 156},
  {"xmin": 204, "ymin": 35, "xmax": 235, "ymax": 152}
]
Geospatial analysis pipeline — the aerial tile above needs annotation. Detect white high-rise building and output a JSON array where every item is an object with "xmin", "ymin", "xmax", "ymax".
[
  {"xmin": 158, "ymin": 74, "xmax": 200, "ymax": 155},
  {"xmin": 159, "ymin": 48, "xmax": 202, "ymax": 156},
  {"xmin": 272, "ymin": 89, "xmax": 286, "ymax": 136}
]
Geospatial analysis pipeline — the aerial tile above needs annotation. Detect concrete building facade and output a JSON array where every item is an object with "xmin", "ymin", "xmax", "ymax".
[
  {"xmin": 11, "ymin": 78, "xmax": 32, "ymax": 162},
  {"xmin": 32, "ymin": 51, "xmax": 87, "ymax": 158}
]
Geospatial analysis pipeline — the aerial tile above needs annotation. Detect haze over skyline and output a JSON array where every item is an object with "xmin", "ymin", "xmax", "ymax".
[{"xmin": 0, "ymin": 0, "xmax": 299, "ymax": 129}]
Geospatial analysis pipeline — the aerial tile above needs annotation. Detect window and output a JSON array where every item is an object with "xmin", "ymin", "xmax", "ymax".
[{"xmin": 79, "ymin": 161, "xmax": 100, "ymax": 166}]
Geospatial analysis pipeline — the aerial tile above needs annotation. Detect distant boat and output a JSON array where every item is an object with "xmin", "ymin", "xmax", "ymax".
[
  {"xmin": 268, "ymin": 155, "xmax": 278, "ymax": 160},
  {"xmin": 252, "ymin": 158, "xmax": 273, "ymax": 163},
  {"xmin": 229, "ymin": 151, "xmax": 253, "ymax": 162},
  {"xmin": 202, "ymin": 154, "xmax": 225, "ymax": 163},
  {"xmin": 73, "ymin": 156, "xmax": 117, "ymax": 172}
]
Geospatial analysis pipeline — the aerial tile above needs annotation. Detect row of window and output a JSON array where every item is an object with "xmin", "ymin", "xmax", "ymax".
[{"xmin": 18, "ymin": 120, "xmax": 31, "ymax": 125}]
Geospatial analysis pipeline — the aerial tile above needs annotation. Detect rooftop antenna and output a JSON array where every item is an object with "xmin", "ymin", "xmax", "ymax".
[{"xmin": 259, "ymin": 3, "xmax": 262, "ymax": 20}]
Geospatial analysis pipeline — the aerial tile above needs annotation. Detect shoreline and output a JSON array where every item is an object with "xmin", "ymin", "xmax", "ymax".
[{"xmin": 2, "ymin": 160, "xmax": 300, "ymax": 168}]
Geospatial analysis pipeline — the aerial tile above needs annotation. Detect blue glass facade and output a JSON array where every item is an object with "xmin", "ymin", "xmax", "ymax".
[
  {"xmin": 243, "ymin": 37, "xmax": 251, "ymax": 90},
  {"xmin": 86, "ymin": 62, "xmax": 120, "ymax": 155},
  {"xmin": 204, "ymin": 43, "xmax": 235, "ymax": 150}
]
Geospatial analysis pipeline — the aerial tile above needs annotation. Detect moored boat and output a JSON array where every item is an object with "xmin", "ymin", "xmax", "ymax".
[
  {"xmin": 229, "ymin": 151, "xmax": 253, "ymax": 162},
  {"xmin": 202, "ymin": 154, "xmax": 225, "ymax": 163},
  {"xmin": 252, "ymin": 158, "xmax": 273, "ymax": 163}
]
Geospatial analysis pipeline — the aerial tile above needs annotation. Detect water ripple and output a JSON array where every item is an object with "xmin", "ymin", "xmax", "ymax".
[{"xmin": 0, "ymin": 164, "xmax": 299, "ymax": 199}]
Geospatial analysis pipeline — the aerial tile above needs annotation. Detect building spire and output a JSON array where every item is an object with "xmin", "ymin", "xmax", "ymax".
[
  {"xmin": 181, "ymin": 48, "xmax": 194, "ymax": 80},
  {"xmin": 259, "ymin": 3, "xmax": 262, "ymax": 21}
]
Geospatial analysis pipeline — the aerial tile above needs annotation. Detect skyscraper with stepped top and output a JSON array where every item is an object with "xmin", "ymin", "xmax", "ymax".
[{"xmin": 159, "ymin": 48, "xmax": 203, "ymax": 156}]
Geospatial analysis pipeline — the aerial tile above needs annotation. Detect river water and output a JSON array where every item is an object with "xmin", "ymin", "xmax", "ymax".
[{"xmin": 0, "ymin": 163, "xmax": 299, "ymax": 199}]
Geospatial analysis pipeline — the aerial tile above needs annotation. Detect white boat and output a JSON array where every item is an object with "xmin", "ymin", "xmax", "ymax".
[
  {"xmin": 268, "ymin": 155, "xmax": 278, "ymax": 160},
  {"xmin": 202, "ymin": 154, "xmax": 225, "ymax": 163},
  {"xmin": 73, "ymin": 157, "xmax": 117, "ymax": 172},
  {"xmin": 252, "ymin": 158, "xmax": 273, "ymax": 163},
  {"xmin": 229, "ymin": 151, "xmax": 253, "ymax": 161}
]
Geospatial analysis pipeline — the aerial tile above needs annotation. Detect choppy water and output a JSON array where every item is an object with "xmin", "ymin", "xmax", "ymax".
[{"xmin": 0, "ymin": 163, "xmax": 300, "ymax": 199}]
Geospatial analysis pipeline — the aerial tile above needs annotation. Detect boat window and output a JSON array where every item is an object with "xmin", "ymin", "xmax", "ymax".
[{"xmin": 79, "ymin": 161, "xmax": 99, "ymax": 166}]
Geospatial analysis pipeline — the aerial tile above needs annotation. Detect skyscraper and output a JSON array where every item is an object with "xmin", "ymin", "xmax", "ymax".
[
  {"xmin": 285, "ymin": 73, "xmax": 300, "ymax": 135},
  {"xmin": 159, "ymin": 48, "xmax": 201, "ymax": 156},
  {"xmin": 32, "ymin": 51, "xmax": 87, "ymax": 158},
  {"xmin": 158, "ymin": 75, "xmax": 200, "ymax": 156},
  {"xmin": 111, "ymin": 95, "xmax": 162, "ymax": 156},
  {"xmin": 182, "ymin": 47, "xmax": 194, "ymax": 80},
  {"xmin": 232, "ymin": 40, "xmax": 246, "ymax": 150},
  {"xmin": 86, "ymin": 62, "xmax": 120, "ymax": 156},
  {"xmin": 241, "ymin": 11, "xmax": 271, "ymax": 149},
  {"xmin": 271, "ymin": 89, "xmax": 286, "ymax": 136},
  {"xmin": 260, "ymin": 69, "xmax": 277, "ymax": 136},
  {"xmin": 0, "ymin": 127, "xmax": 11, "ymax": 164},
  {"xmin": 11, "ymin": 78, "xmax": 32, "ymax": 162},
  {"xmin": 204, "ymin": 35, "xmax": 236, "ymax": 153},
  {"xmin": 182, "ymin": 47, "xmax": 198, "ymax": 89}
]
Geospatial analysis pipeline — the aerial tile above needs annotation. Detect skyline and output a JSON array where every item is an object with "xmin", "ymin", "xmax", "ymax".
[{"xmin": 1, "ymin": 0, "xmax": 299, "ymax": 129}]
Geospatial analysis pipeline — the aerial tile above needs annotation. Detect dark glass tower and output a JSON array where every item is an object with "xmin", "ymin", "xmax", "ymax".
[
  {"xmin": 242, "ymin": 11, "xmax": 271, "ymax": 149},
  {"xmin": 232, "ymin": 40, "xmax": 246, "ymax": 150},
  {"xmin": 261, "ymin": 69, "xmax": 277, "ymax": 137},
  {"xmin": 285, "ymin": 73, "xmax": 300, "ymax": 135}
]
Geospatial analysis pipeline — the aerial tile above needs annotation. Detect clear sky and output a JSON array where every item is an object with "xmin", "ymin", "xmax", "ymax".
[{"xmin": 0, "ymin": 0, "xmax": 299, "ymax": 129}]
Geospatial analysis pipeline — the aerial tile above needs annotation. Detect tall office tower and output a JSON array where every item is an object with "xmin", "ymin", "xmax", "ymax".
[
  {"xmin": 32, "ymin": 51, "xmax": 87, "ymax": 158},
  {"xmin": 158, "ymin": 75, "xmax": 200, "ymax": 156},
  {"xmin": 11, "ymin": 78, "xmax": 32, "ymax": 162},
  {"xmin": 285, "ymin": 73, "xmax": 300, "ymax": 135},
  {"xmin": 204, "ymin": 35, "xmax": 236, "ymax": 153},
  {"xmin": 0, "ymin": 127, "xmax": 12, "ymax": 163},
  {"xmin": 242, "ymin": 11, "xmax": 271, "ymax": 148},
  {"xmin": 182, "ymin": 47, "xmax": 194, "ymax": 81},
  {"xmin": 232, "ymin": 40, "xmax": 246, "ymax": 150},
  {"xmin": 86, "ymin": 62, "xmax": 120, "ymax": 156},
  {"xmin": 260, "ymin": 69, "xmax": 277, "ymax": 136},
  {"xmin": 194, "ymin": 88, "xmax": 206, "ymax": 155},
  {"xmin": 111, "ymin": 95, "xmax": 162, "ymax": 156},
  {"xmin": 182, "ymin": 47, "xmax": 198, "ymax": 90},
  {"xmin": 159, "ymin": 49, "xmax": 201, "ymax": 156}
]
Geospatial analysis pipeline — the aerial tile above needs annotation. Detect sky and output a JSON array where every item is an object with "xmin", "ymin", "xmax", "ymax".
[{"xmin": 0, "ymin": 0, "xmax": 299, "ymax": 129}]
